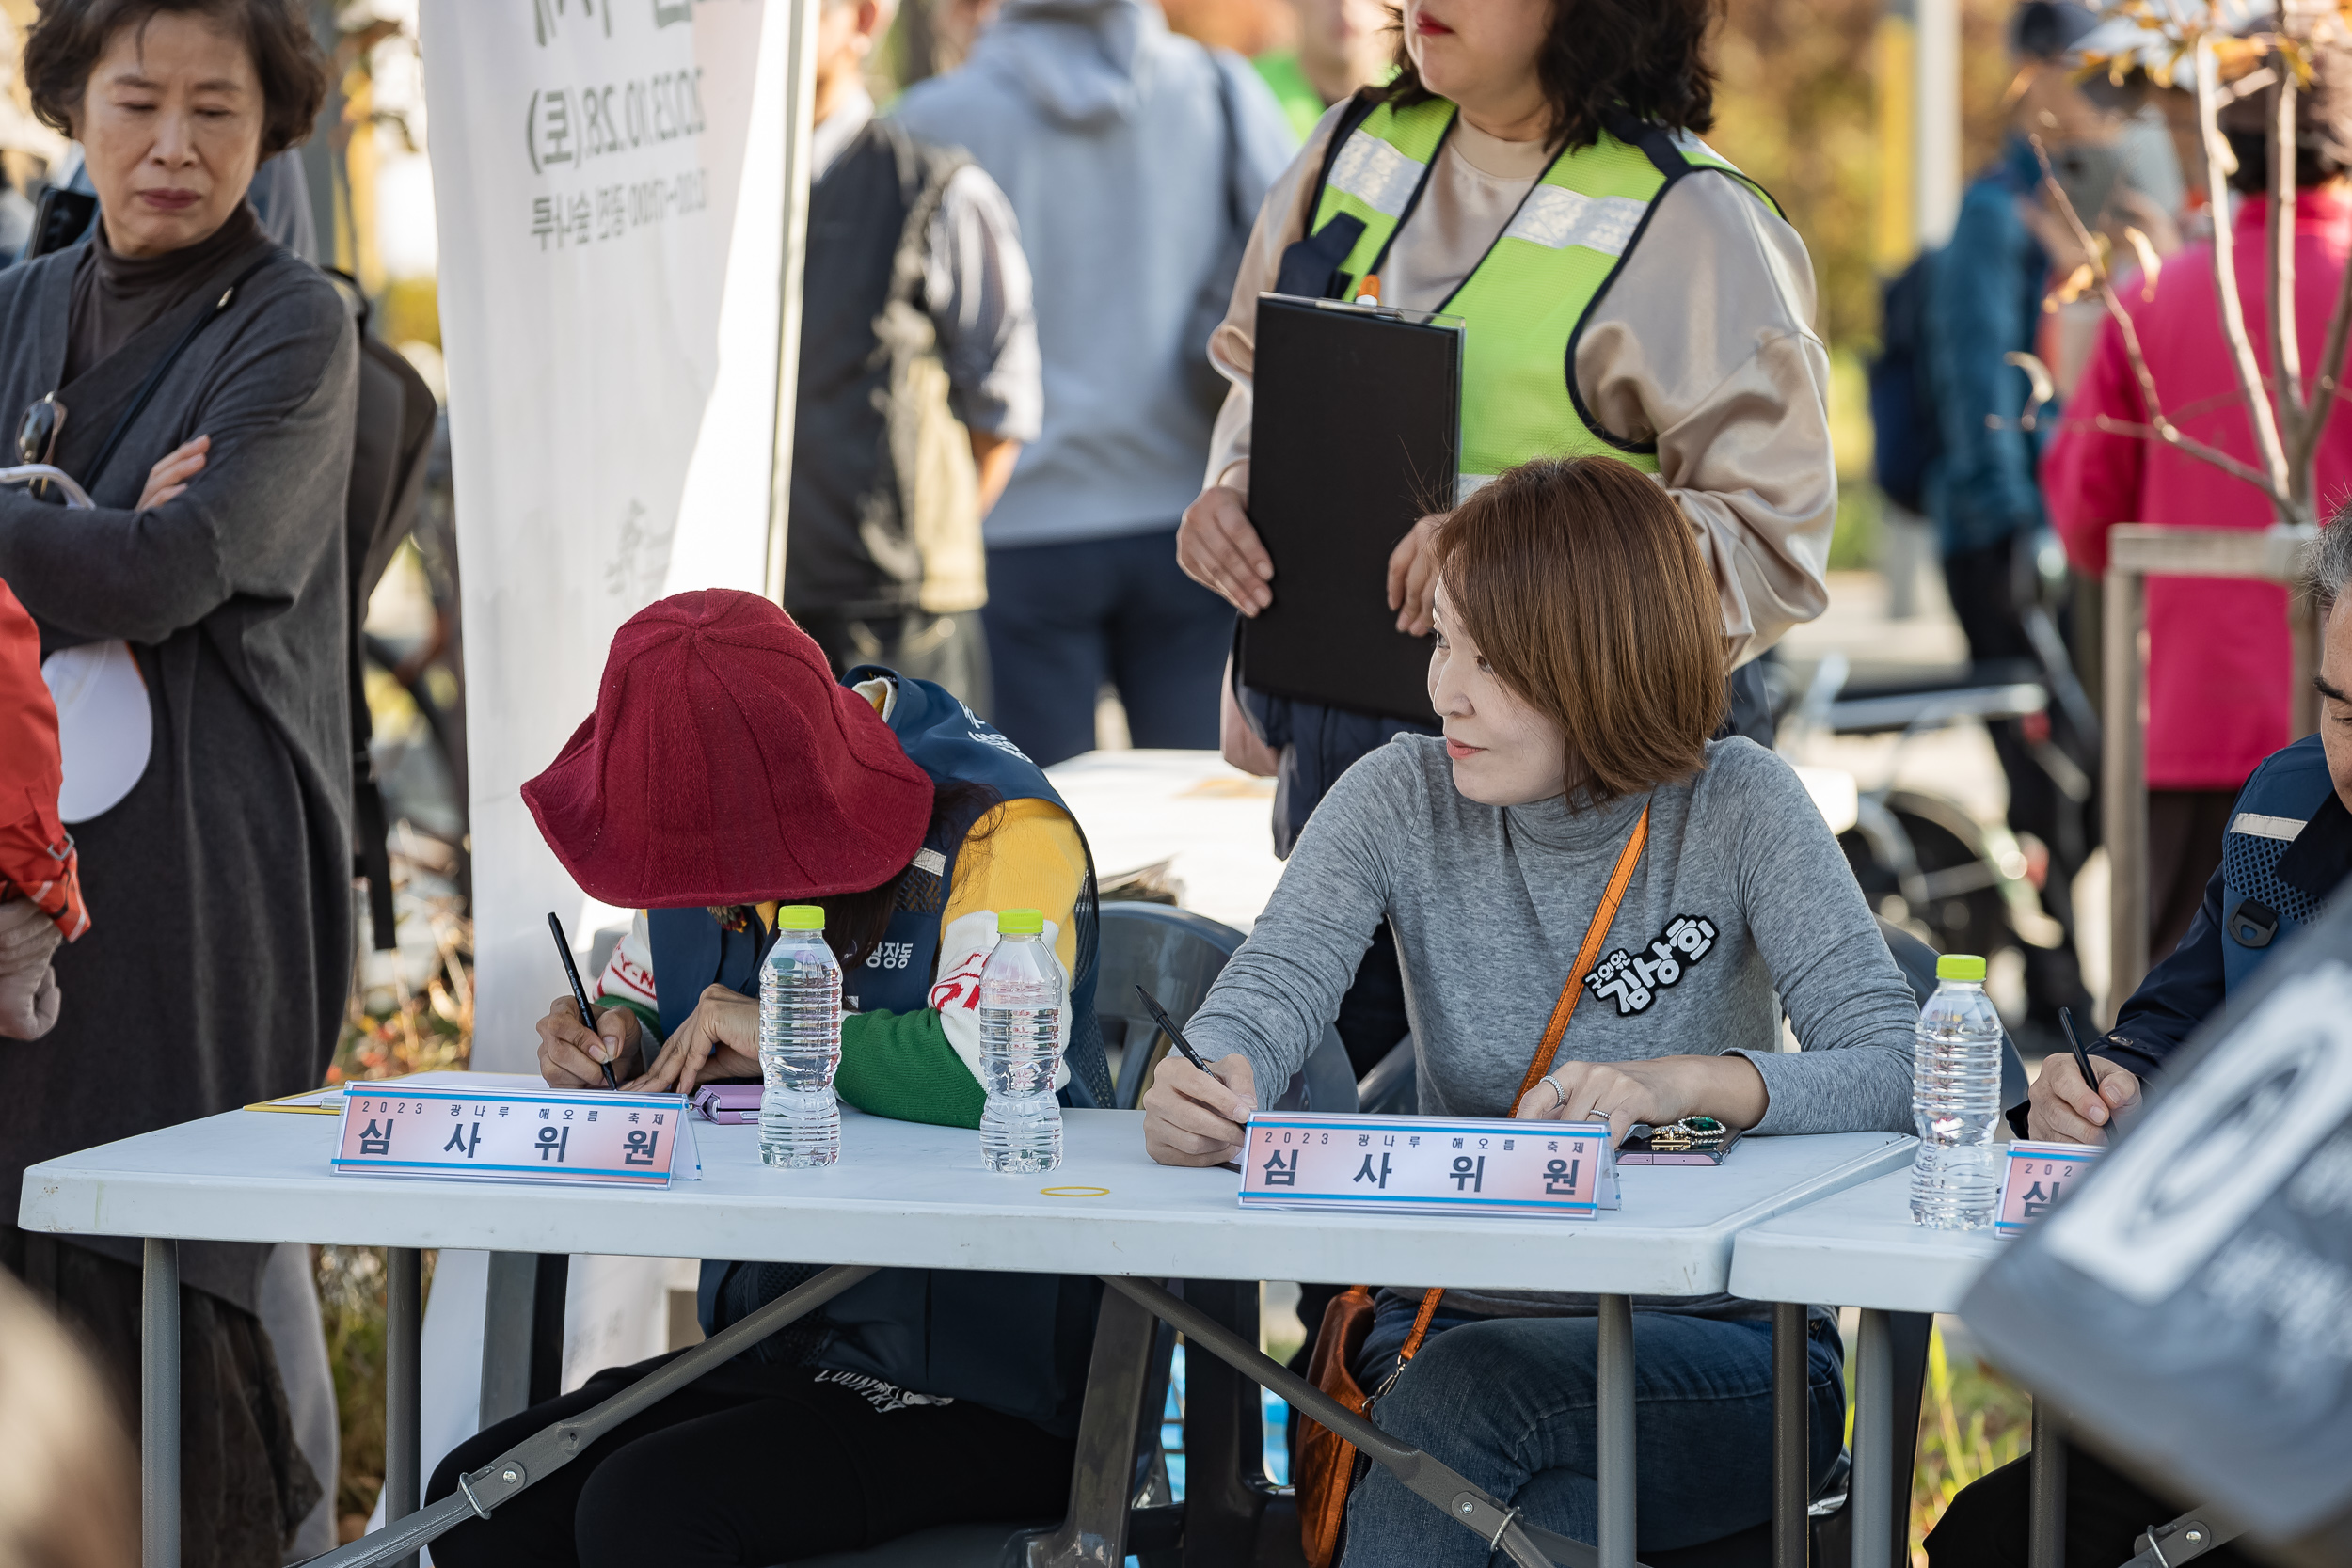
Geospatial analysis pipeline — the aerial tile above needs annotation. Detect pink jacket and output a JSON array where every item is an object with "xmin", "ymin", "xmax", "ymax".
[{"xmin": 2042, "ymin": 189, "xmax": 2352, "ymax": 791}]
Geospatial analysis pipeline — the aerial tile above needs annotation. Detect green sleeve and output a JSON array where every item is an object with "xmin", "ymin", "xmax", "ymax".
[
  {"xmin": 836, "ymin": 1009, "xmax": 984, "ymax": 1129},
  {"xmin": 594, "ymin": 994, "xmax": 661, "ymax": 1044}
]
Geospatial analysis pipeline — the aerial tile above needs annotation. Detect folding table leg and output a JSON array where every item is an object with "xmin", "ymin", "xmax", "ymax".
[
  {"xmin": 1850, "ymin": 1309, "xmax": 1895, "ymax": 1568},
  {"xmin": 1772, "ymin": 1304, "xmax": 1807, "ymax": 1568},
  {"xmin": 2028, "ymin": 1402, "xmax": 2064, "ymax": 1568},
  {"xmin": 478, "ymin": 1252, "xmax": 539, "ymax": 1429},
  {"xmin": 387, "ymin": 1248, "xmax": 423, "ymax": 1568},
  {"xmin": 1596, "ymin": 1295, "xmax": 1636, "ymax": 1568},
  {"xmin": 143, "ymin": 1238, "xmax": 180, "ymax": 1568}
]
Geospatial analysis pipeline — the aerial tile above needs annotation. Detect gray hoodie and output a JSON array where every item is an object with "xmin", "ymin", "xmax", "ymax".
[{"xmin": 893, "ymin": 0, "xmax": 1296, "ymax": 548}]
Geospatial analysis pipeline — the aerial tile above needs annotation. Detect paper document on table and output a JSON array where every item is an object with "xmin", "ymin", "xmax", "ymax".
[
  {"xmin": 332, "ymin": 1085, "xmax": 700, "ymax": 1186},
  {"xmin": 1236, "ymin": 1113, "xmax": 1619, "ymax": 1218},
  {"xmin": 245, "ymin": 1087, "xmax": 344, "ymax": 1115}
]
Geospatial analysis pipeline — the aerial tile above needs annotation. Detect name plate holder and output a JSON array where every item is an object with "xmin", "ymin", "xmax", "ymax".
[
  {"xmin": 333, "ymin": 1085, "xmax": 701, "ymax": 1187},
  {"xmin": 1236, "ymin": 1113, "xmax": 1621, "ymax": 1219},
  {"xmin": 1993, "ymin": 1139, "xmax": 2101, "ymax": 1237}
]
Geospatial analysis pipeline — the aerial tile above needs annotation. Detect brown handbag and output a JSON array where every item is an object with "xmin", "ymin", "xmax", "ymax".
[{"xmin": 1295, "ymin": 805, "xmax": 1651, "ymax": 1568}]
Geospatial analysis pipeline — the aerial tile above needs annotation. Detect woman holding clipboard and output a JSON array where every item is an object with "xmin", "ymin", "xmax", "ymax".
[{"xmin": 1176, "ymin": 0, "xmax": 1836, "ymax": 1075}]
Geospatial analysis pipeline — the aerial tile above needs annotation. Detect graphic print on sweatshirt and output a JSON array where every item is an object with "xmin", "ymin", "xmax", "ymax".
[{"xmin": 1584, "ymin": 915, "xmax": 1717, "ymax": 1016}]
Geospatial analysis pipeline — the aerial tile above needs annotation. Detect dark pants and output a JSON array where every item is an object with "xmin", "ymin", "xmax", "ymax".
[
  {"xmin": 1925, "ymin": 1438, "xmax": 2252, "ymax": 1568},
  {"xmin": 2148, "ymin": 788, "xmax": 2235, "ymax": 963},
  {"xmin": 427, "ymin": 1357, "xmax": 1076, "ymax": 1567},
  {"xmin": 1942, "ymin": 537, "xmax": 2094, "ymax": 1021},
  {"xmin": 791, "ymin": 606, "xmax": 992, "ymax": 720},
  {"xmin": 981, "ymin": 529, "xmax": 1231, "ymax": 766}
]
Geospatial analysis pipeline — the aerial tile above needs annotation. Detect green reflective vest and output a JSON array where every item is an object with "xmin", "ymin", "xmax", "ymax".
[{"xmin": 1298, "ymin": 98, "xmax": 1775, "ymax": 486}]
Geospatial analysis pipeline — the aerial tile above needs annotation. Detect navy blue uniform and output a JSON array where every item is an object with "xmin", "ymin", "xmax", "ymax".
[{"xmin": 2103, "ymin": 733, "xmax": 2352, "ymax": 1078}]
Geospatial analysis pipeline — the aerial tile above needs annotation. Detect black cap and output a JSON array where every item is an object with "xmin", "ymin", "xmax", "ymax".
[{"xmin": 2010, "ymin": 1, "xmax": 2101, "ymax": 61}]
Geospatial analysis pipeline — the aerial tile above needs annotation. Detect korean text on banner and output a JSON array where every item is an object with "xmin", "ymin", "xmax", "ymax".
[{"xmin": 421, "ymin": 0, "xmax": 787, "ymax": 1068}]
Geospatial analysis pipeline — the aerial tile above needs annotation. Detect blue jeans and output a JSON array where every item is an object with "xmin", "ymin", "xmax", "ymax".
[
  {"xmin": 981, "ymin": 529, "xmax": 1232, "ymax": 767},
  {"xmin": 1343, "ymin": 1301, "xmax": 1845, "ymax": 1565}
]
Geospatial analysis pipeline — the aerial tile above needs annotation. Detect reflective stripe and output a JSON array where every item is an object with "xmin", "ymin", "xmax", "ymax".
[
  {"xmin": 1327, "ymin": 131, "xmax": 1426, "ymax": 217},
  {"xmin": 1502, "ymin": 184, "xmax": 1649, "ymax": 257},
  {"xmin": 2231, "ymin": 812, "xmax": 2307, "ymax": 842}
]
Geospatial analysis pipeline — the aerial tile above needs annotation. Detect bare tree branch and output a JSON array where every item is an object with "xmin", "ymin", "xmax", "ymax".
[
  {"xmin": 2195, "ymin": 34, "xmax": 2297, "ymax": 516},
  {"xmin": 2057, "ymin": 412, "xmax": 2285, "ymax": 490},
  {"xmin": 2030, "ymin": 130, "xmax": 2293, "ymax": 509},
  {"xmin": 2271, "ymin": 56, "xmax": 2305, "ymax": 425}
]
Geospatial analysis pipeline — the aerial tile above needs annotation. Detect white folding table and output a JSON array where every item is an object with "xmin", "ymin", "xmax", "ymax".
[
  {"xmin": 23, "ymin": 1100, "xmax": 1914, "ymax": 1568},
  {"xmin": 1728, "ymin": 1169, "xmax": 2019, "ymax": 1568}
]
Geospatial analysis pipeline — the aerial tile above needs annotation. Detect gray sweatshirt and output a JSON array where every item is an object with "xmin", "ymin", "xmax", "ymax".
[{"xmin": 1185, "ymin": 734, "xmax": 1918, "ymax": 1319}]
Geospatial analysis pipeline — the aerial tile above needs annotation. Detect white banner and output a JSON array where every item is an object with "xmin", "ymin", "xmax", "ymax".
[{"xmin": 421, "ymin": 0, "xmax": 785, "ymax": 1069}]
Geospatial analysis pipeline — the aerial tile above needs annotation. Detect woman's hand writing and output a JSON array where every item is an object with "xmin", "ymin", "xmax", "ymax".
[
  {"xmin": 1142, "ymin": 1051, "xmax": 1258, "ymax": 1165},
  {"xmin": 138, "ymin": 435, "xmax": 209, "ymax": 511},
  {"xmin": 629, "ymin": 983, "xmax": 760, "ymax": 1096},
  {"xmin": 1385, "ymin": 512, "xmax": 1450, "ymax": 636},
  {"xmin": 536, "ymin": 994, "xmax": 644, "ymax": 1088},
  {"xmin": 1178, "ymin": 485, "xmax": 1274, "ymax": 614}
]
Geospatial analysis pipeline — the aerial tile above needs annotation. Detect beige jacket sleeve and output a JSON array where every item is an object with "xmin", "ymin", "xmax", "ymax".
[{"xmin": 1202, "ymin": 105, "xmax": 1836, "ymax": 665}]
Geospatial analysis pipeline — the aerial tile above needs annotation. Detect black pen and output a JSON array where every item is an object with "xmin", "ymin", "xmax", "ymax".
[
  {"xmin": 1135, "ymin": 985, "xmax": 1244, "ymax": 1172},
  {"xmin": 2058, "ymin": 1006, "xmax": 2099, "ymax": 1119},
  {"xmin": 549, "ymin": 911, "xmax": 619, "ymax": 1090}
]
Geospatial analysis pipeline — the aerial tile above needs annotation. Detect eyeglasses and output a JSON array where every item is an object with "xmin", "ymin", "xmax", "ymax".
[{"xmin": 15, "ymin": 393, "xmax": 64, "ymax": 499}]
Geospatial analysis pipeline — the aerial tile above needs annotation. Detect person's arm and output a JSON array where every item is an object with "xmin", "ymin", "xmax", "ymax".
[
  {"xmin": 925, "ymin": 165, "xmax": 1037, "ymax": 520},
  {"xmin": 1570, "ymin": 175, "xmax": 1836, "ymax": 665},
  {"xmin": 1177, "ymin": 102, "xmax": 1347, "ymax": 613},
  {"xmin": 2041, "ymin": 309, "xmax": 2145, "ymax": 577},
  {"xmin": 1724, "ymin": 743, "xmax": 1922, "ymax": 1134},
  {"xmin": 1145, "ymin": 744, "xmax": 1403, "ymax": 1164},
  {"xmin": 0, "ymin": 279, "xmax": 355, "ymax": 646},
  {"xmin": 1925, "ymin": 186, "xmax": 2047, "ymax": 553}
]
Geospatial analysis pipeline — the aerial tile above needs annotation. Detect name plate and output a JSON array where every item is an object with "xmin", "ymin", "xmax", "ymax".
[
  {"xmin": 1236, "ymin": 1114, "xmax": 1621, "ymax": 1219},
  {"xmin": 1994, "ymin": 1139, "xmax": 2102, "ymax": 1236},
  {"xmin": 333, "ymin": 1086, "xmax": 698, "ymax": 1187}
]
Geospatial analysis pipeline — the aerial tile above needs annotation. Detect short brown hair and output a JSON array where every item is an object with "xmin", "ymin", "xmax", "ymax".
[
  {"xmin": 1383, "ymin": 0, "xmax": 1721, "ymax": 153},
  {"xmin": 25, "ymin": 0, "xmax": 330, "ymax": 160},
  {"xmin": 1432, "ymin": 456, "xmax": 1725, "ymax": 802}
]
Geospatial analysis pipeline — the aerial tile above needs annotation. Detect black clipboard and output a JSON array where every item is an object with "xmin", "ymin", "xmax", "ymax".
[{"xmin": 1238, "ymin": 293, "xmax": 1462, "ymax": 725}]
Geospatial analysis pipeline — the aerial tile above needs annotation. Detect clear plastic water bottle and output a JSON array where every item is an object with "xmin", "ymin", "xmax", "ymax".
[
  {"xmin": 978, "ymin": 909, "xmax": 1065, "ymax": 1173},
  {"xmin": 759, "ymin": 905, "xmax": 842, "ymax": 1168},
  {"xmin": 1910, "ymin": 953, "xmax": 2005, "ymax": 1228}
]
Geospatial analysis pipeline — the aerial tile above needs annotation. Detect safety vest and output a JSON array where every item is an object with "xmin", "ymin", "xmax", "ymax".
[
  {"xmin": 2217, "ymin": 733, "xmax": 2344, "ymax": 992},
  {"xmin": 1281, "ymin": 97, "xmax": 1776, "ymax": 484}
]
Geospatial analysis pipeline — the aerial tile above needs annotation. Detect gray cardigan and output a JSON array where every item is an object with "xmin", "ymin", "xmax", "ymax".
[{"xmin": 0, "ymin": 232, "xmax": 358, "ymax": 1313}]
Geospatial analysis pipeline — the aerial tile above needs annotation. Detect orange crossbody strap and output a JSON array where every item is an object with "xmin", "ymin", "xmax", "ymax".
[{"xmin": 1395, "ymin": 802, "xmax": 1651, "ymax": 1370}]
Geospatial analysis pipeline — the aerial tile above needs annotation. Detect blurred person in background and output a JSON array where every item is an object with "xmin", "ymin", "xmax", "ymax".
[
  {"xmin": 781, "ymin": 0, "xmax": 1041, "ymax": 715},
  {"xmin": 0, "ymin": 1, "xmax": 355, "ymax": 1560},
  {"xmin": 1178, "ymin": 0, "xmax": 1835, "ymax": 1082},
  {"xmin": 2043, "ymin": 47, "xmax": 2352, "ymax": 963},
  {"xmin": 0, "ymin": 1270, "xmax": 135, "ymax": 1568},
  {"xmin": 1253, "ymin": 0, "xmax": 1392, "ymax": 143},
  {"xmin": 1922, "ymin": 0, "xmax": 2151, "ymax": 1034},
  {"xmin": 893, "ymin": 0, "xmax": 1295, "ymax": 766},
  {"xmin": 0, "ymin": 573, "xmax": 84, "ymax": 1041}
]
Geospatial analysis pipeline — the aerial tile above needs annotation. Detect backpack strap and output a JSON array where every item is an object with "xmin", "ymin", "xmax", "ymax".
[{"xmin": 1272, "ymin": 88, "xmax": 1389, "ymax": 299}]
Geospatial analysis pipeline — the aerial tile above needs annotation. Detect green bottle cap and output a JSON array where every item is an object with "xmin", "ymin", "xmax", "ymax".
[
  {"xmin": 775, "ymin": 904, "xmax": 825, "ymax": 930},
  {"xmin": 997, "ymin": 909, "xmax": 1045, "ymax": 936},
  {"xmin": 1936, "ymin": 954, "xmax": 1987, "ymax": 983}
]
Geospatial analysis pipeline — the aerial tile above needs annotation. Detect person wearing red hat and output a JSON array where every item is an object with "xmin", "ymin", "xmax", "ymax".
[
  {"xmin": 428, "ymin": 588, "xmax": 1109, "ymax": 1568},
  {"xmin": 0, "ymin": 575, "xmax": 85, "ymax": 1041}
]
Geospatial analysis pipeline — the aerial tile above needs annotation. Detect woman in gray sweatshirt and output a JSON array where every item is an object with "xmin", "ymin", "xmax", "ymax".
[{"xmin": 1144, "ymin": 456, "xmax": 1920, "ymax": 1561}]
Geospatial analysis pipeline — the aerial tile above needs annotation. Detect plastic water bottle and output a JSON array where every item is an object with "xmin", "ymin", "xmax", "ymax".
[
  {"xmin": 759, "ymin": 905, "xmax": 842, "ymax": 1168},
  {"xmin": 978, "ymin": 910, "xmax": 1065, "ymax": 1173},
  {"xmin": 1910, "ymin": 953, "xmax": 2005, "ymax": 1228}
]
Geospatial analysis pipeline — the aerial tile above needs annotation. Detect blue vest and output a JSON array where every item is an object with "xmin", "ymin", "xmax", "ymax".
[
  {"xmin": 645, "ymin": 672, "xmax": 1107, "ymax": 1432},
  {"xmin": 2218, "ymin": 734, "xmax": 2348, "ymax": 992}
]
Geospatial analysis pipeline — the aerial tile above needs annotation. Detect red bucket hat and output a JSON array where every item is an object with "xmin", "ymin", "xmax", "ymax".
[{"xmin": 522, "ymin": 590, "xmax": 934, "ymax": 907}]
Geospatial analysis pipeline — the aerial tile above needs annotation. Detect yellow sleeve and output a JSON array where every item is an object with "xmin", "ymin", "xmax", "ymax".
[{"xmin": 942, "ymin": 797, "xmax": 1085, "ymax": 973}]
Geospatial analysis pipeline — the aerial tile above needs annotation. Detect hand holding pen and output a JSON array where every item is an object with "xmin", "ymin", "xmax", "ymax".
[
  {"xmin": 549, "ymin": 912, "xmax": 620, "ymax": 1090},
  {"xmin": 1135, "ymin": 985, "xmax": 1255, "ymax": 1171}
]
